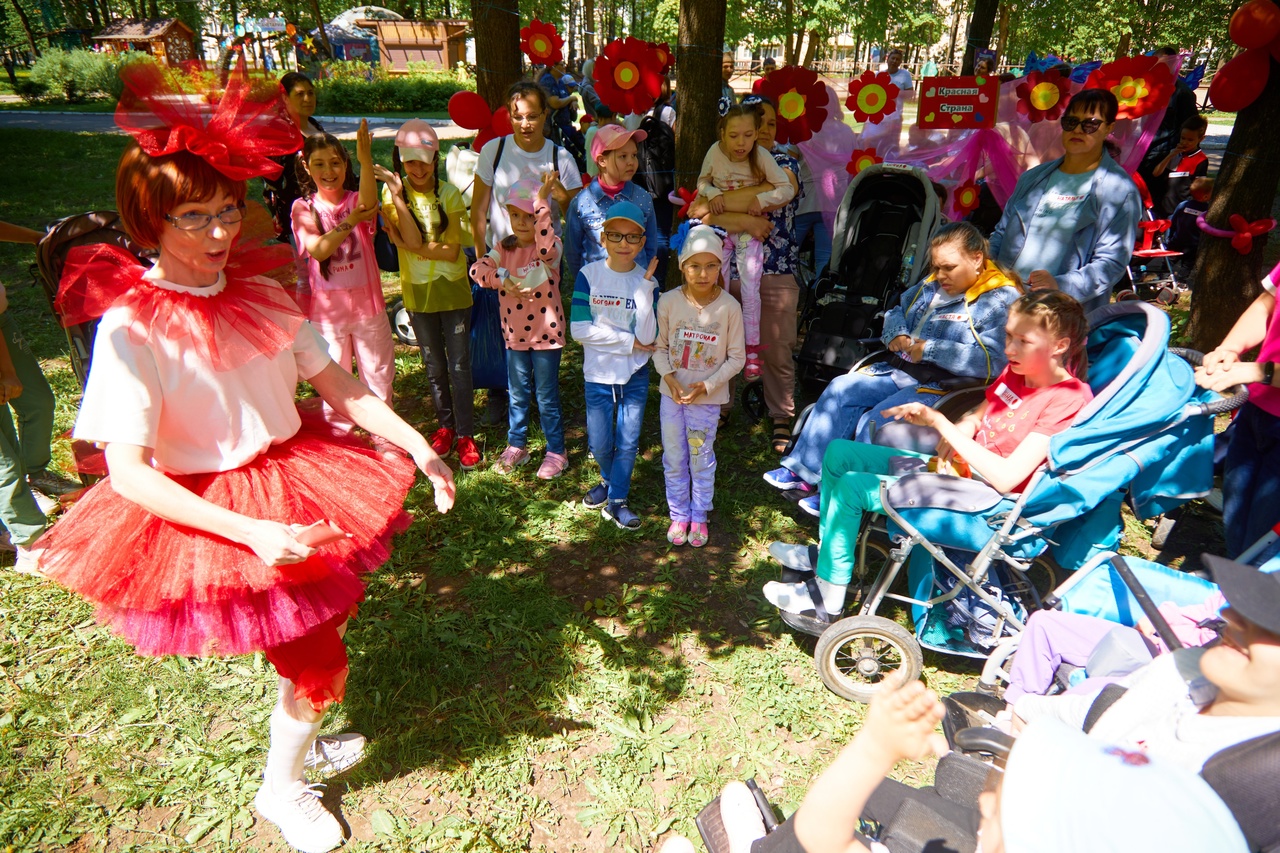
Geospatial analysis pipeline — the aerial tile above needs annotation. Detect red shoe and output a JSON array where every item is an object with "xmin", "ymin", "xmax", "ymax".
[
  {"xmin": 429, "ymin": 428, "xmax": 455, "ymax": 457},
  {"xmin": 456, "ymin": 436, "xmax": 481, "ymax": 470}
]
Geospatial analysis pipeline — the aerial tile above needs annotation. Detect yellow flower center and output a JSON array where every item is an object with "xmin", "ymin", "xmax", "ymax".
[
  {"xmin": 531, "ymin": 36, "xmax": 547, "ymax": 53},
  {"xmin": 856, "ymin": 84, "xmax": 887, "ymax": 114},
  {"xmin": 1029, "ymin": 81, "xmax": 1060, "ymax": 111},
  {"xmin": 615, "ymin": 61, "xmax": 639, "ymax": 89},
  {"xmin": 778, "ymin": 90, "xmax": 806, "ymax": 121}
]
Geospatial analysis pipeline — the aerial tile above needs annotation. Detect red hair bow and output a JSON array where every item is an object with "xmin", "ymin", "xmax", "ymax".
[
  {"xmin": 1197, "ymin": 213, "xmax": 1277, "ymax": 255},
  {"xmin": 115, "ymin": 60, "xmax": 303, "ymax": 182}
]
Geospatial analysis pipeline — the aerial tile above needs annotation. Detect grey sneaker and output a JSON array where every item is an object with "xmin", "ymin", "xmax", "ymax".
[
  {"xmin": 253, "ymin": 778, "xmax": 345, "ymax": 853},
  {"xmin": 303, "ymin": 733, "xmax": 366, "ymax": 776},
  {"xmin": 27, "ymin": 468, "xmax": 81, "ymax": 498}
]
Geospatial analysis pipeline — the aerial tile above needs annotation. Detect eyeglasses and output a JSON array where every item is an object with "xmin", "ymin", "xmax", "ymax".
[
  {"xmin": 165, "ymin": 204, "xmax": 246, "ymax": 231},
  {"xmin": 603, "ymin": 231, "xmax": 644, "ymax": 244},
  {"xmin": 1060, "ymin": 115, "xmax": 1105, "ymax": 134}
]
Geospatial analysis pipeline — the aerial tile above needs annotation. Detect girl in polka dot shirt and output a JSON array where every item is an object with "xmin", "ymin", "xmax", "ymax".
[{"xmin": 470, "ymin": 174, "xmax": 569, "ymax": 479}]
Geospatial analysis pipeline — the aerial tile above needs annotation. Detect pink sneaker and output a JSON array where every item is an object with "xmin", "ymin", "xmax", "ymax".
[
  {"xmin": 667, "ymin": 521, "xmax": 688, "ymax": 545},
  {"xmin": 689, "ymin": 522, "xmax": 709, "ymax": 548},
  {"xmin": 494, "ymin": 445, "xmax": 530, "ymax": 474},
  {"xmin": 743, "ymin": 352, "xmax": 763, "ymax": 381},
  {"xmin": 536, "ymin": 451, "xmax": 568, "ymax": 480}
]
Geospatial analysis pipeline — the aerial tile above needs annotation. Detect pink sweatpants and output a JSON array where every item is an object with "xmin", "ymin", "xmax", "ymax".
[
  {"xmin": 313, "ymin": 313, "xmax": 397, "ymax": 422},
  {"xmin": 724, "ymin": 232, "xmax": 763, "ymax": 347}
]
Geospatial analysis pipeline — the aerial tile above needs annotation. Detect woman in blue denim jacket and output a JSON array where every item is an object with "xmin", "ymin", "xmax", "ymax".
[
  {"xmin": 765, "ymin": 222, "xmax": 1021, "ymax": 511},
  {"xmin": 989, "ymin": 88, "xmax": 1141, "ymax": 317}
]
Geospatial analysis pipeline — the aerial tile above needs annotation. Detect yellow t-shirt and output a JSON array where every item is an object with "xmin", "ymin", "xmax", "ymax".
[{"xmin": 380, "ymin": 180, "xmax": 474, "ymax": 313}]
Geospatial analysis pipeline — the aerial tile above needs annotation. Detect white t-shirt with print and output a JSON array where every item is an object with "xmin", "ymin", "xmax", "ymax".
[{"xmin": 474, "ymin": 137, "xmax": 583, "ymax": 246}]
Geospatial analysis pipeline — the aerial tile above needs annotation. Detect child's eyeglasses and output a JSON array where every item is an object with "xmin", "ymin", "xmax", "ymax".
[
  {"xmin": 603, "ymin": 231, "xmax": 645, "ymax": 244},
  {"xmin": 1060, "ymin": 116, "xmax": 1105, "ymax": 134},
  {"xmin": 165, "ymin": 205, "xmax": 247, "ymax": 231}
]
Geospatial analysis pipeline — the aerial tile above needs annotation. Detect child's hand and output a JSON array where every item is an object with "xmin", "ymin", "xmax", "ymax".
[
  {"xmin": 539, "ymin": 170, "xmax": 560, "ymax": 200},
  {"xmin": 883, "ymin": 401, "xmax": 943, "ymax": 428},
  {"xmin": 747, "ymin": 196, "xmax": 764, "ymax": 216},
  {"xmin": 356, "ymin": 118, "xmax": 373, "ymax": 165},
  {"xmin": 633, "ymin": 338, "xmax": 657, "ymax": 354},
  {"xmin": 346, "ymin": 203, "xmax": 377, "ymax": 226},
  {"xmin": 382, "ymin": 221, "xmax": 404, "ymax": 248},
  {"xmin": 709, "ymin": 195, "xmax": 726, "ymax": 215},
  {"xmin": 373, "ymin": 164, "xmax": 403, "ymax": 196},
  {"xmin": 664, "ymin": 374, "xmax": 688, "ymax": 399},
  {"xmin": 643, "ymin": 257, "xmax": 659, "ymax": 280},
  {"xmin": 680, "ymin": 382, "xmax": 708, "ymax": 404},
  {"xmin": 860, "ymin": 681, "xmax": 948, "ymax": 765}
]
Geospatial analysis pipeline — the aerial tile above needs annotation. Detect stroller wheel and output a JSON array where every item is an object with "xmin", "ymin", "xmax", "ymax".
[
  {"xmin": 740, "ymin": 379, "xmax": 767, "ymax": 423},
  {"xmin": 388, "ymin": 299, "xmax": 418, "ymax": 346},
  {"xmin": 1114, "ymin": 289, "xmax": 1138, "ymax": 303},
  {"xmin": 813, "ymin": 615, "xmax": 923, "ymax": 704}
]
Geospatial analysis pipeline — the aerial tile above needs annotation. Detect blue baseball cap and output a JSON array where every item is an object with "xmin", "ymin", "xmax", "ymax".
[{"xmin": 602, "ymin": 201, "xmax": 646, "ymax": 231}]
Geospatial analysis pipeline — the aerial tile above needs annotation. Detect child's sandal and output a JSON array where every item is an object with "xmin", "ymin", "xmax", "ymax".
[
  {"xmin": 771, "ymin": 420, "xmax": 791, "ymax": 454},
  {"xmin": 667, "ymin": 521, "xmax": 688, "ymax": 546},
  {"xmin": 688, "ymin": 522, "xmax": 709, "ymax": 548}
]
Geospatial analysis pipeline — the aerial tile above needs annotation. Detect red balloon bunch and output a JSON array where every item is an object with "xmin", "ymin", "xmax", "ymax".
[
  {"xmin": 447, "ymin": 91, "xmax": 512, "ymax": 151},
  {"xmin": 1209, "ymin": 0, "xmax": 1280, "ymax": 112}
]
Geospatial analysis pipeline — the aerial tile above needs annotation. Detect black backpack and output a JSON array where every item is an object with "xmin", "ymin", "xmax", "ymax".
[{"xmin": 633, "ymin": 111, "xmax": 675, "ymax": 203}]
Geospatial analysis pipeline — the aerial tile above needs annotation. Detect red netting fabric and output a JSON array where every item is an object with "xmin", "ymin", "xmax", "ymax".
[
  {"xmin": 34, "ymin": 414, "xmax": 416, "ymax": 662},
  {"xmin": 115, "ymin": 60, "xmax": 302, "ymax": 182}
]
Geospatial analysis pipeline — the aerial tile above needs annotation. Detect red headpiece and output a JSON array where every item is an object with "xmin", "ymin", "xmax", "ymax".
[{"xmin": 115, "ymin": 60, "xmax": 303, "ymax": 182}]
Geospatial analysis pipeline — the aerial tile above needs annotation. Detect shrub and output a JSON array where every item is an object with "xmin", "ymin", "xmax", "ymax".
[
  {"xmin": 314, "ymin": 69, "xmax": 474, "ymax": 114},
  {"xmin": 28, "ymin": 48, "xmax": 153, "ymax": 103},
  {"xmin": 13, "ymin": 79, "xmax": 50, "ymax": 105}
]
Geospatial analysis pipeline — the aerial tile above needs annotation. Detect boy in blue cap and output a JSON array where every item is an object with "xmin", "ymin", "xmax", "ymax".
[{"xmin": 570, "ymin": 201, "xmax": 659, "ymax": 529}]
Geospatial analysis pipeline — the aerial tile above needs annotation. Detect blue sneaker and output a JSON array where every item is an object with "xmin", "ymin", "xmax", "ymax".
[
  {"xmin": 583, "ymin": 483, "xmax": 608, "ymax": 509},
  {"xmin": 764, "ymin": 466, "xmax": 813, "ymax": 492},
  {"xmin": 602, "ymin": 501, "xmax": 642, "ymax": 530},
  {"xmin": 798, "ymin": 492, "xmax": 821, "ymax": 518}
]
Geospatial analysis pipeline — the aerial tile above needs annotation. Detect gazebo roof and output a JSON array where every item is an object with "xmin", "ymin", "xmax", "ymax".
[{"xmin": 94, "ymin": 18, "xmax": 192, "ymax": 41}]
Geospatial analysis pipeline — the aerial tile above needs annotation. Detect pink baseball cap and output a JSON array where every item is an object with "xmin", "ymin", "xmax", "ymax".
[
  {"xmin": 394, "ymin": 119, "xmax": 439, "ymax": 162},
  {"xmin": 591, "ymin": 124, "xmax": 648, "ymax": 163},
  {"xmin": 503, "ymin": 179, "xmax": 542, "ymax": 214}
]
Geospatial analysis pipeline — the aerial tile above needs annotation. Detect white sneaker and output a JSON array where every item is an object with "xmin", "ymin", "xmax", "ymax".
[
  {"xmin": 303, "ymin": 733, "xmax": 367, "ymax": 776},
  {"xmin": 768, "ymin": 541, "xmax": 815, "ymax": 571},
  {"xmin": 254, "ymin": 778, "xmax": 345, "ymax": 853},
  {"xmin": 719, "ymin": 780, "xmax": 767, "ymax": 853},
  {"xmin": 13, "ymin": 546, "xmax": 42, "ymax": 576}
]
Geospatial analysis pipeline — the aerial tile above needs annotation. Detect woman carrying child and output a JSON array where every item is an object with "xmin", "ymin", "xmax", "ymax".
[
  {"xmin": 654, "ymin": 225, "xmax": 745, "ymax": 547},
  {"xmin": 697, "ymin": 103, "xmax": 797, "ymax": 381},
  {"xmin": 470, "ymin": 175, "xmax": 569, "ymax": 479},
  {"xmin": 292, "ymin": 122, "xmax": 398, "ymax": 417},
  {"xmin": 766, "ymin": 291, "xmax": 1091, "ymax": 622},
  {"xmin": 379, "ymin": 119, "xmax": 480, "ymax": 469},
  {"xmin": 33, "ymin": 64, "xmax": 455, "ymax": 853},
  {"xmin": 764, "ymin": 222, "xmax": 1021, "ymax": 515}
]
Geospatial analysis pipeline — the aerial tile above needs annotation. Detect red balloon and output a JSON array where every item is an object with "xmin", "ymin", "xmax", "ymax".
[
  {"xmin": 448, "ymin": 91, "xmax": 492, "ymax": 131},
  {"xmin": 490, "ymin": 107, "xmax": 513, "ymax": 136},
  {"xmin": 1209, "ymin": 47, "xmax": 1271, "ymax": 112},
  {"xmin": 472, "ymin": 128, "xmax": 496, "ymax": 150},
  {"xmin": 1231, "ymin": 0, "xmax": 1280, "ymax": 49}
]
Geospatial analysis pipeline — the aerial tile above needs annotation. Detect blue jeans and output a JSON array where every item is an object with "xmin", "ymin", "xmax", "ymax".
[
  {"xmin": 585, "ymin": 365, "xmax": 650, "ymax": 503},
  {"xmin": 1223, "ymin": 402, "xmax": 1280, "ymax": 557},
  {"xmin": 507, "ymin": 348, "xmax": 565, "ymax": 454},
  {"xmin": 792, "ymin": 210, "xmax": 832, "ymax": 279},
  {"xmin": 854, "ymin": 382, "xmax": 951, "ymax": 444},
  {"xmin": 782, "ymin": 366, "xmax": 916, "ymax": 485}
]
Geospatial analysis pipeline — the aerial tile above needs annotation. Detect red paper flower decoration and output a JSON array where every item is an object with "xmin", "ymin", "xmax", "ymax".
[
  {"xmin": 951, "ymin": 181, "xmax": 981, "ymax": 217},
  {"xmin": 594, "ymin": 37, "xmax": 664, "ymax": 116},
  {"xmin": 1015, "ymin": 70, "xmax": 1071, "ymax": 123},
  {"xmin": 846, "ymin": 148, "xmax": 883, "ymax": 176},
  {"xmin": 1083, "ymin": 55, "xmax": 1174, "ymax": 120},
  {"xmin": 845, "ymin": 71, "xmax": 900, "ymax": 124},
  {"xmin": 759, "ymin": 65, "xmax": 830, "ymax": 144},
  {"xmin": 520, "ymin": 18, "xmax": 563, "ymax": 67},
  {"xmin": 649, "ymin": 41, "xmax": 674, "ymax": 74}
]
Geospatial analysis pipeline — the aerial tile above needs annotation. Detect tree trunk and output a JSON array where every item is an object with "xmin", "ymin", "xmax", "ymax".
[
  {"xmin": 1116, "ymin": 32, "xmax": 1131, "ymax": 62},
  {"xmin": 675, "ymin": 0, "xmax": 725, "ymax": 194},
  {"xmin": 6, "ymin": 0, "xmax": 40, "ymax": 57},
  {"xmin": 946, "ymin": 0, "xmax": 961, "ymax": 71},
  {"xmin": 471, "ymin": 0, "xmax": 520, "ymax": 109},
  {"xmin": 308, "ymin": 0, "xmax": 333, "ymax": 58},
  {"xmin": 583, "ymin": 0, "xmax": 595, "ymax": 57},
  {"xmin": 802, "ymin": 28, "xmax": 820, "ymax": 67},
  {"xmin": 1187, "ymin": 57, "xmax": 1280, "ymax": 350},
  {"xmin": 960, "ymin": 0, "xmax": 998, "ymax": 75},
  {"xmin": 995, "ymin": 2, "xmax": 1009, "ymax": 66}
]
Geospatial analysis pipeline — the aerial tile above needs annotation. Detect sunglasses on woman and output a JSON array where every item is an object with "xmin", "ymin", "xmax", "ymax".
[{"xmin": 1060, "ymin": 115, "xmax": 1105, "ymax": 134}]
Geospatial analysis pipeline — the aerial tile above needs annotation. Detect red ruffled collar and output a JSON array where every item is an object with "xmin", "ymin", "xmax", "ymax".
[{"xmin": 57, "ymin": 242, "xmax": 306, "ymax": 372}]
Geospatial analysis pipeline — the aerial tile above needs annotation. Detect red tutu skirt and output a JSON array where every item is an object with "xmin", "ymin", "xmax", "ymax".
[{"xmin": 35, "ymin": 417, "xmax": 416, "ymax": 660}]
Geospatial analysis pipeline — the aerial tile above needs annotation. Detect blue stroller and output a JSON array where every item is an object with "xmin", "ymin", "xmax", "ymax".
[{"xmin": 789, "ymin": 302, "xmax": 1248, "ymax": 702}]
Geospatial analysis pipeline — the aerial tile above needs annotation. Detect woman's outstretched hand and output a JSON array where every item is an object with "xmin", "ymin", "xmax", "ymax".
[{"xmin": 414, "ymin": 449, "xmax": 457, "ymax": 513}]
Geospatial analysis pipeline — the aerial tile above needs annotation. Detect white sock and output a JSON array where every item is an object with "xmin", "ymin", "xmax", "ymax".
[
  {"xmin": 762, "ymin": 580, "xmax": 816, "ymax": 615},
  {"xmin": 816, "ymin": 577, "xmax": 847, "ymax": 613},
  {"xmin": 264, "ymin": 699, "xmax": 323, "ymax": 794}
]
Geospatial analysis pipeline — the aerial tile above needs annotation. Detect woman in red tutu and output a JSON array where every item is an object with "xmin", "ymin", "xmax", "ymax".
[{"xmin": 33, "ymin": 64, "xmax": 455, "ymax": 853}]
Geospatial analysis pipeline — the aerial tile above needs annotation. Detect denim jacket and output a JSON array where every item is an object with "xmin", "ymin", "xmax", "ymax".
[
  {"xmin": 988, "ymin": 152, "xmax": 1141, "ymax": 316},
  {"xmin": 564, "ymin": 181, "xmax": 660, "ymax": 284},
  {"xmin": 880, "ymin": 262, "xmax": 1021, "ymax": 382}
]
